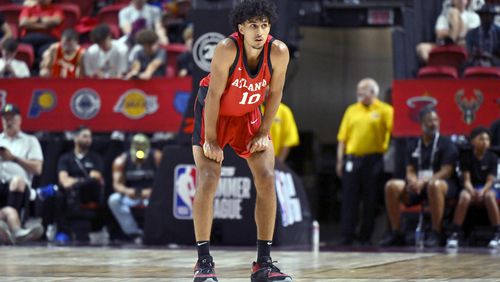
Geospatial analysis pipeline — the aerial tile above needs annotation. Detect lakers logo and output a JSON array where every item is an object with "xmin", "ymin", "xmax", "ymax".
[
  {"xmin": 29, "ymin": 89, "xmax": 57, "ymax": 118},
  {"xmin": 114, "ymin": 89, "xmax": 158, "ymax": 119}
]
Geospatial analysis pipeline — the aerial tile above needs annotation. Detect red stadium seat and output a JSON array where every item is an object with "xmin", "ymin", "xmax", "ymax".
[
  {"xmin": 463, "ymin": 66, "xmax": 500, "ymax": 79},
  {"xmin": 97, "ymin": 3, "xmax": 127, "ymax": 27},
  {"xmin": 428, "ymin": 45, "xmax": 467, "ymax": 70},
  {"xmin": 0, "ymin": 0, "xmax": 12, "ymax": 5},
  {"xmin": 58, "ymin": 0, "xmax": 94, "ymax": 17},
  {"xmin": 162, "ymin": 43, "xmax": 188, "ymax": 78},
  {"xmin": 0, "ymin": 4, "xmax": 22, "ymax": 27},
  {"xmin": 417, "ymin": 65, "xmax": 458, "ymax": 79},
  {"xmin": 54, "ymin": 3, "xmax": 81, "ymax": 31},
  {"xmin": 15, "ymin": 43, "xmax": 34, "ymax": 68}
]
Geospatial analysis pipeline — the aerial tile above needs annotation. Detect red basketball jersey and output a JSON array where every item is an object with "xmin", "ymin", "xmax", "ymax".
[
  {"xmin": 51, "ymin": 44, "xmax": 84, "ymax": 78},
  {"xmin": 199, "ymin": 32, "xmax": 274, "ymax": 117}
]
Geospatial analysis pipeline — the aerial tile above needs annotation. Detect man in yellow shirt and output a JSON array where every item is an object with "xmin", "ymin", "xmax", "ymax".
[
  {"xmin": 267, "ymin": 103, "xmax": 300, "ymax": 163},
  {"xmin": 336, "ymin": 78, "xmax": 394, "ymax": 246}
]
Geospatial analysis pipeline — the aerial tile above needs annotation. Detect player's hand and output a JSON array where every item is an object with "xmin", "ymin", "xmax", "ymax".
[
  {"xmin": 125, "ymin": 188, "xmax": 137, "ymax": 199},
  {"xmin": 247, "ymin": 132, "xmax": 269, "ymax": 154},
  {"xmin": 335, "ymin": 161, "xmax": 343, "ymax": 178},
  {"xmin": 203, "ymin": 140, "xmax": 224, "ymax": 163},
  {"xmin": 0, "ymin": 147, "xmax": 15, "ymax": 162}
]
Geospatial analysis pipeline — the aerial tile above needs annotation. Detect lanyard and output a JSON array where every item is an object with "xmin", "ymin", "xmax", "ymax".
[{"xmin": 417, "ymin": 133, "xmax": 439, "ymax": 172}]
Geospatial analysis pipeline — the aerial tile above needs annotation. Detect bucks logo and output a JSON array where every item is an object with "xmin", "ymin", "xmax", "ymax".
[{"xmin": 455, "ymin": 89, "xmax": 483, "ymax": 125}]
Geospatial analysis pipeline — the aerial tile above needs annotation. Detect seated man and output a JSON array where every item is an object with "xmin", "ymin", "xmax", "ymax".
[
  {"xmin": 447, "ymin": 127, "xmax": 500, "ymax": 248},
  {"xmin": 83, "ymin": 24, "xmax": 128, "ymax": 79},
  {"xmin": 18, "ymin": 0, "xmax": 64, "ymax": 63},
  {"xmin": 40, "ymin": 28, "xmax": 85, "ymax": 78},
  {"xmin": 124, "ymin": 29, "xmax": 166, "ymax": 80},
  {"xmin": 379, "ymin": 107, "xmax": 459, "ymax": 247},
  {"xmin": 0, "ymin": 104, "xmax": 43, "ymax": 215},
  {"xmin": 0, "ymin": 39, "xmax": 30, "ymax": 78},
  {"xmin": 465, "ymin": 4, "xmax": 500, "ymax": 67},
  {"xmin": 54, "ymin": 126, "xmax": 104, "ymax": 242},
  {"xmin": 119, "ymin": 0, "xmax": 168, "ymax": 45},
  {"xmin": 416, "ymin": 0, "xmax": 480, "ymax": 62},
  {"xmin": 108, "ymin": 134, "xmax": 161, "ymax": 240},
  {"xmin": 0, "ymin": 206, "xmax": 43, "ymax": 245}
]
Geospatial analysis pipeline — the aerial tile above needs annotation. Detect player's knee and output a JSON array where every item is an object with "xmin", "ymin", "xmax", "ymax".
[
  {"xmin": 460, "ymin": 190, "xmax": 471, "ymax": 203},
  {"xmin": 253, "ymin": 169, "xmax": 275, "ymax": 185},
  {"xmin": 198, "ymin": 167, "xmax": 221, "ymax": 186},
  {"xmin": 9, "ymin": 176, "xmax": 26, "ymax": 192}
]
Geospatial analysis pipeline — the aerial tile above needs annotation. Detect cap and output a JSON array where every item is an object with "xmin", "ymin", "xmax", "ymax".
[
  {"xmin": 130, "ymin": 133, "xmax": 151, "ymax": 160},
  {"xmin": 1, "ymin": 103, "xmax": 20, "ymax": 116}
]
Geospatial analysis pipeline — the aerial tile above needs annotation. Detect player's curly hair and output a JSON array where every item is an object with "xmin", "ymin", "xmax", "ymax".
[{"xmin": 229, "ymin": 0, "xmax": 278, "ymax": 32}]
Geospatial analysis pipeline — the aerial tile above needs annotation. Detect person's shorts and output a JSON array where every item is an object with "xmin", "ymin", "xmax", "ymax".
[
  {"xmin": 405, "ymin": 178, "xmax": 460, "ymax": 206},
  {"xmin": 192, "ymin": 86, "xmax": 263, "ymax": 158}
]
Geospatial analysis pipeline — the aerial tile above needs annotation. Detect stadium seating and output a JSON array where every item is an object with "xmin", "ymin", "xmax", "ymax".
[
  {"xmin": 428, "ymin": 45, "xmax": 467, "ymax": 70},
  {"xmin": 58, "ymin": 0, "xmax": 95, "ymax": 18},
  {"xmin": 15, "ymin": 43, "xmax": 34, "ymax": 68},
  {"xmin": 162, "ymin": 43, "xmax": 188, "ymax": 78},
  {"xmin": 54, "ymin": 3, "xmax": 81, "ymax": 32},
  {"xmin": 417, "ymin": 65, "xmax": 458, "ymax": 79},
  {"xmin": 0, "ymin": 4, "xmax": 23, "ymax": 28},
  {"xmin": 463, "ymin": 66, "xmax": 500, "ymax": 79}
]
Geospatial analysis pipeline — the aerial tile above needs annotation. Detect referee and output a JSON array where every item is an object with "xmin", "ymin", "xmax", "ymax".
[{"xmin": 336, "ymin": 78, "xmax": 393, "ymax": 245}]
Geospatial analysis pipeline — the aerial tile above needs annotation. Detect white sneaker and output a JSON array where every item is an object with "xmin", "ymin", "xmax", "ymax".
[
  {"xmin": 446, "ymin": 232, "xmax": 459, "ymax": 249},
  {"xmin": 488, "ymin": 232, "xmax": 500, "ymax": 249},
  {"xmin": 14, "ymin": 223, "xmax": 44, "ymax": 244}
]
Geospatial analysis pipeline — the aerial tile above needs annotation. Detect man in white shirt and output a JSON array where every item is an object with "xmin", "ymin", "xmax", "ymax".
[
  {"xmin": 0, "ymin": 103, "xmax": 43, "ymax": 214},
  {"xmin": 0, "ymin": 39, "xmax": 30, "ymax": 78},
  {"xmin": 83, "ymin": 24, "xmax": 128, "ymax": 78},
  {"xmin": 416, "ymin": 0, "xmax": 481, "ymax": 62},
  {"xmin": 119, "ymin": 0, "xmax": 168, "ymax": 45}
]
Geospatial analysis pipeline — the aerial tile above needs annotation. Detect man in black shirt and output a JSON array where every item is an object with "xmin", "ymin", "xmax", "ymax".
[
  {"xmin": 380, "ymin": 108, "xmax": 459, "ymax": 247},
  {"xmin": 108, "ymin": 133, "xmax": 162, "ymax": 240},
  {"xmin": 446, "ymin": 127, "xmax": 500, "ymax": 248},
  {"xmin": 54, "ymin": 126, "xmax": 104, "ymax": 243}
]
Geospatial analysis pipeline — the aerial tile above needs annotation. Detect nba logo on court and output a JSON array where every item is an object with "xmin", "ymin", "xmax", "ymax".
[{"xmin": 173, "ymin": 165, "xmax": 197, "ymax": 220}]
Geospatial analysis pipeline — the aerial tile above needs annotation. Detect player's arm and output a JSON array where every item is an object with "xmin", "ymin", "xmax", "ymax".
[
  {"xmin": 260, "ymin": 40, "xmax": 289, "ymax": 138},
  {"xmin": 39, "ymin": 43, "xmax": 57, "ymax": 77},
  {"xmin": 203, "ymin": 39, "xmax": 237, "ymax": 162},
  {"xmin": 112, "ymin": 154, "xmax": 135, "ymax": 198}
]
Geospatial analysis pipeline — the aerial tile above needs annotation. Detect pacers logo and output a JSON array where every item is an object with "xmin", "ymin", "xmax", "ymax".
[
  {"xmin": 114, "ymin": 89, "xmax": 159, "ymax": 119},
  {"xmin": 28, "ymin": 90, "xmax": 57, "ymax": 118},
  {"xmin": 173, "ymin": 165, "xmax": 197, "ymax": 220},
  {"xmin": 193, "ymin": 32, "xmax": 225, "ymax": 72},
  {"xmin": 71, "ymin": 88, "xmax": 101, "ymax": 120}
]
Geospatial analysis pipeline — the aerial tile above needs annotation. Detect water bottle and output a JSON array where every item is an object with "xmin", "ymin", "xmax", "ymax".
[
  {"xmin": 37, "ymin": 184, "xmax": 58, "ymax": 201},
  {"xmin": 415, "ymin": 213, "xmax": 424, "ymax": 249},
  {"xmin": 46, "ymin": 224, "xmax": 56, "ymax": 242},
  {"xmin": 312, "ymin": 220, "xmax": 320, "ymax": 253}
]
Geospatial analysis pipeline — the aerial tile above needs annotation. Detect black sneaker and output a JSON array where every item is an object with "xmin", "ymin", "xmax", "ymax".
[
  {"xmin": 193, "ymin": 255, "xmax": 218, "ymax": 282},
  {"xmin": 424, "ymin": 230, "xmax": 442, "ymax": 248},
  {"xmin": 251, "ymin": 257, "xmax": 292, "ymax": 282},
  {"xmin": 379, "ymin": 230, "xmax": 405, "ymax": 247}
]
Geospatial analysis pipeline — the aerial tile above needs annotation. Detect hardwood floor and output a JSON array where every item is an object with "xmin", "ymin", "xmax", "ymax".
[{"xmin": 1, "ymin": 246, "xmax": 499, "ymax": 281}]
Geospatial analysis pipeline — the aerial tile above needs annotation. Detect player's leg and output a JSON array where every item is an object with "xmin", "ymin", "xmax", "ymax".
[
  {"xmin": 192, "ymin": 145, "xmax": 221, "ymax": 282},
  {"xmin": 247, "ymin": 147, "xmax": 292, "ymax": 282}
]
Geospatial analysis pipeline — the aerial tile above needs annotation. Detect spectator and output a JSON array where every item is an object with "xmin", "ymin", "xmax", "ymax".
[
  {"xmin": 0, "ymin": 13, "xmax": 13, "ymax": 47},
  {"xmin": 83, "ymin": 24, "xmax": 128, "ymax": 79},
  {"xmin": 125, "ymin": 29, "xmax": 166, "ymax": 80},
  {"xmin": 263, "ymin": 102, "xmax": 300, "ymax": 163},
  {"xmin": 119, "ymin": 0, "xmax": 168, "ymax": 45},
  {"xmin": 379, "ymin": 107, "xmax": 459, "ymax": 247},
  {"xmin": 491, "ymin": 108, "xmax": 500, "ymax": 149},
  {"xmin": 446, "ymin": 127, "xmax": 500, "ymax": 248},
  {"xmin": 53, "ymin": 126, "xmax": 104, "ymax": 243},
  {"xmin": 40, "ymin": 28, "xmax": 85, "ymax": 78},
  {"xmin": 336, "ymin": 78, "xmax": 394, "ymax": 245},
  {"xmin": 465, "ymin": 4, "xmax": 500, "ymax": 66},
  {"xmin": 0, "ymin": 206, "xmax": 44, "ymax": 245},
  {"xmin": 0, "ymin": 104, "xmax": 43, "ymax": 216},
  {"xmin": 177, "ymin": 23, "xmax": 193, "ymax": 77},
  {"xmin": 108, "ymin": 134, "xmax": 162, "ymax": 240},
  {"xmin": 416, "ymin": 0, "xmax": 480, "ymax": 63},
  {"xmin": 0, "ymin": 39, "xmax": 30, "ymax": 78},
  {"xmin": 18, "ymin": 0, "xmax": 64, "ymax": 64}
]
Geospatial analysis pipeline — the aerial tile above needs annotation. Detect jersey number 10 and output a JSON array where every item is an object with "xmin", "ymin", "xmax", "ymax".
[{"xmin": 238, "ymin": 92, "xmax": 261, "ymax": 105}]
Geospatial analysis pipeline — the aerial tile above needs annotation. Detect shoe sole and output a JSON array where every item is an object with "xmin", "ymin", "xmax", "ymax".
[
  {"xmin": 251, "ymin": 278, "xmax": 293, "ymax": 282},
  {"xmin": 15, "ymin": 225, "xmax": 44, "ymax": 243},
  {"xmin": 194, "ymin": 278, "xmax": 218, "ymax": 282}
]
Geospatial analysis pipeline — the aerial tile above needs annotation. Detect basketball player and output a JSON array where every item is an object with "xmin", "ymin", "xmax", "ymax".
[
  {"xmin": 40, "ymin": 28, "xmax": 84, "ymax": 78},
  {"xmin": 191, "ymin": 1, "xmax": 292, "ymax": 281}
]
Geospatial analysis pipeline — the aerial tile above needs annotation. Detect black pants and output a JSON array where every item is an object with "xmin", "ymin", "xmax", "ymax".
[
  {"xmin": 340, "ymin": 153, "xmax": 384, "ymax": 242},
  {"xmin": 54, "ymin": 178, "xmax": 103, "ymax": 234}
]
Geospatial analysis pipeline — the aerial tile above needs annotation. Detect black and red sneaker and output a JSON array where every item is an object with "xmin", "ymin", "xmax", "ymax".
[
  {"xmin": 193, "ymin": 255, "xmax": 218, "ymax": 282},
  {"xmin": 251, "ymin": 257, "xmax": 292, "ymax": 282}
]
